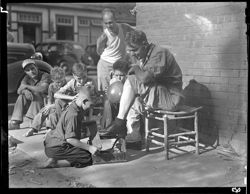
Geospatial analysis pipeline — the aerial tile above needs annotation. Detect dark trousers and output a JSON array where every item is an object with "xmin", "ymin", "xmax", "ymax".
[{"xmin": 44, "ymin": 142, "xmax": 92, "ymax": 168}]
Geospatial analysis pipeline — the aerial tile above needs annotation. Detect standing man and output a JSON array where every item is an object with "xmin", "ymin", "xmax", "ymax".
[
  {"xmin": 101, "ymin": 30, "xmax": 184, "ymax": 138},
  {"xmin": 8, "ymin": 59, "xmax": 51, "ymax": 130},
  {"xmin": 96, "ymin": 8, "xmax": 135, "ymax": 91}
]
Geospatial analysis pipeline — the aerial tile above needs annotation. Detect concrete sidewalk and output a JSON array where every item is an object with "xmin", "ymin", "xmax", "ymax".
[{"xmin": 8, "ymin": 125, "xmax": 247, "ymax": 188}]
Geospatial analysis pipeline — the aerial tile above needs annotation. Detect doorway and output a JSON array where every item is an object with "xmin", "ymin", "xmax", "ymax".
[{"xmin": 57, "ymin": 26, "xmax": 74, "ymax": 40}]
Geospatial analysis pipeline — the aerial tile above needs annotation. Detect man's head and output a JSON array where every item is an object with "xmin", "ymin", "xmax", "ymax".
[
  {"xmin": 102, "ymin": 8, "xmax": 118, "ymax": 34},
  {"xmin": 72, "ymin": 62, "xmax": 88, "ymax": 87},
  {"xmin": 125, "ymin": 30, "xmax": 149, "ymax": 61},
  {"xmin": 22, "ymin": 59, "xmax": 39, "ymax": 79},
  {"xmin": 50, "ymin": 66, "xmax": 66, "ymax": 88},
  {"xmin": 112, "ymin": 60, "xmax": 130, "ymax": 83}
]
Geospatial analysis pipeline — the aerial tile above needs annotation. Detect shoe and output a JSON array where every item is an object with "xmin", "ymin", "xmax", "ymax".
[
  {"xmin": 8, "ymin": 135, "xmax": 17, "ymax": 148},
  {"xmin": 8, "ymin": 120, "xmax": 21, "ymax": 130},
  {"xmin": 100, "ymin": 118, "xmax": 127, "ymax": 139},
  {"xmin": 24, "ymin": 128, "xmax": 38, "ymax": 137}
]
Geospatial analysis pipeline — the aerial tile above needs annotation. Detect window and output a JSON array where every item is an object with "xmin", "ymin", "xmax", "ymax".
[
  {"xmin": 91, "ymin": 19, "xmax": 102, "ymax": 26},
  {"xmin": 56, "ymin": 16, "xmax": 73, "ymax": 26},
  {"xmin": 18, "ymin": 12, "xmax": 41, "ymax": 23},
  {"xmin": 79, "ymin": 18, "xmax": 90, "ymax": 26}
]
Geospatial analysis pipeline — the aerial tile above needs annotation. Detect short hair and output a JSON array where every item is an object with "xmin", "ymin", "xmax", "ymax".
[
  {"xmin": 102, "ymin": 8, "xmax": 116, "ymax": 20},
  {"xmin": 113, "ymin": 59, "xmax": 130, "ymax": 74},
  {"xmin": 72, "ymin": 62, "xmax": 87, "ymax": 76},
  {"xmin": 50, "ymin": 66, "xmax": 65, "ymax": 81},
  {"xmin": 125, "ymin": 30, "xmax": 149, "ymax": 48}
]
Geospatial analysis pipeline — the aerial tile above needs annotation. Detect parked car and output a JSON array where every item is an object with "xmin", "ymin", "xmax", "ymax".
[
  {"xmin": 81, "ymin": 44, "xmax": 100, "ymax": 67},
  {"xmin": 35, "ymin": 40, "xmax": 85, "ymax": 75},
  {"xmin": 7, "ymin": 42, "xmax": 35, "ymax": 64},
  {"xmin": 7, "ymin": 43, "xmax": 52, "ymax": 112}
]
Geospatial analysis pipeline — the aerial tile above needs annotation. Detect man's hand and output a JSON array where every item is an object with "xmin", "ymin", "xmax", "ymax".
[
  {"xmin": 72, "ymin": 94, "xmax": 79, "ymax": 101},
  {"xmin": 18, "ymin": 84, "xmax": 28, "ymax": 92},
  {"xmin": 41, "ymin": 105, "xmax": 52, "ymax": 116},
  {"xmin": 99, "ymin": 32, "xmax": 108, "ymax": 44},
  {"xmin": 21, "ymin": 89, "xmax": 33, "ymax": 101},
  {"xmin": 128, "ymin": 65, "xmax": 141, "ymax": 75}
]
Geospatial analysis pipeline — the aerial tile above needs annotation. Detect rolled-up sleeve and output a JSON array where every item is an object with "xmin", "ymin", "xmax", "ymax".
[{"xmin": 57, "ymin": 79, "xmax": 74, "ymax": 94}]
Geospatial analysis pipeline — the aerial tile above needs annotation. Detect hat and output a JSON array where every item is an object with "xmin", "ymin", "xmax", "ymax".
[{"xmin": 22, "ymin": 59, "xmax": 36, "ymax": 69}]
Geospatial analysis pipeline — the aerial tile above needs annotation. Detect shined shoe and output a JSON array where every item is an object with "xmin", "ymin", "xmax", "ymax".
[
  {"xmin": 8, "ymin": 120, "xmax": 21, "ymax": 130},
  {"xmin": 24, "ymin": 128, "xmax": 38, "ymax": 137},
  {"xmin": 99, "ymin": 118, "xmax": 127, "ymax": 139}
]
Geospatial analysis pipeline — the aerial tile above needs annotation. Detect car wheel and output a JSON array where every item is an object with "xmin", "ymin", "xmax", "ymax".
[{"xmin": 59, "ymin": 61, "xmax": 71, "ymax": 75}]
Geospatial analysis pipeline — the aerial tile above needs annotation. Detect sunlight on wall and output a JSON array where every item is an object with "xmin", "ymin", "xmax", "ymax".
[{"xmin": 184, "ymin": 13, "xmax": 213, "ymax": 36}]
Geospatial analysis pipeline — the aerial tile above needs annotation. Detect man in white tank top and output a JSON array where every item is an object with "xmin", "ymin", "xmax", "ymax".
[{"xmin": 96, "ymin": 8, "xmax": 135, "ymax": 91}]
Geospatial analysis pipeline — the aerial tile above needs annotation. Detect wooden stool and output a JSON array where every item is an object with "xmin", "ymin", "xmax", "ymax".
[{"xmin": 145, "ymin": 105, "xmax": 202, "ymax": 160}]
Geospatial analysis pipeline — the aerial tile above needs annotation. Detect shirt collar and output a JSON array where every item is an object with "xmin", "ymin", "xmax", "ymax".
[
  {"xmin": 141, "ymin": 43, "xmax": 155, "ymax": 67},
  {"xmin": 70, "ymin": 101, "xmax": 84, "ymax": 113}
]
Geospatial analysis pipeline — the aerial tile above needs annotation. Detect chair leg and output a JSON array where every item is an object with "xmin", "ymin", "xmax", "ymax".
[
  {"xmin": 163, "ymin": 115, "xmax": 169, "ymax": 160},
  {"xmin": 145, "ymin": 116, "xmax": 150, "ymax": 152},
  {"xmin": 194, "ymin": 111, "xmax": 199, "ymax": 155}
]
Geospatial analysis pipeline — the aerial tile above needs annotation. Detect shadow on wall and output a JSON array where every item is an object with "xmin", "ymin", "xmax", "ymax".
[{"xmin": 181, "ymin": 79, "xmax": 218, "ymax": 147}]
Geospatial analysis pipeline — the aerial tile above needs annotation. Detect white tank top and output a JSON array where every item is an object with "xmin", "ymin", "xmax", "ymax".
[{"xmin": 100, "ymin": 24, "xmax": 126, "ymax": 64}]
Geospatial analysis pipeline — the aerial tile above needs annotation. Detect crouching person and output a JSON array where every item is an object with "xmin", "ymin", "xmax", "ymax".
[
  {"xmin": 8, "ymin": 59, "xmax": 50, "ymax": 130},
  {"xmin": 41, "ymin": 86, "xmax": 101, "ymax": 168}
]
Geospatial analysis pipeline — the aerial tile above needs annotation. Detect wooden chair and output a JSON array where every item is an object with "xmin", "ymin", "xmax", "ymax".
[{"xmin": 144, "ymin": 105, "xmax": 202, "ymax": 160}]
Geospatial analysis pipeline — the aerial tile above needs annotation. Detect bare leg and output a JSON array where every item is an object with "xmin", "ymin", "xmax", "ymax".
[{"xmin": 117, "ymin": 79, "xmax": 136, "ymax": 120}]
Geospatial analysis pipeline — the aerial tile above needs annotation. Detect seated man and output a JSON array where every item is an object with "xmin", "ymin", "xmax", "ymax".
[
  {"xmin": 101, "ymin": 59, "xmax": 144, "ymax": 148},
  {"xmin": 8, "ymin": 59, "xmax": 51, "ymax": 130},
  {"xmin": 25, "ymin": 67, "xmax": 67, "ymax": 137},
  {"xmin": 101, "ymin": 30, "xmax": 184, "ymax": 139},
  {"xmin": 42, "ymin": 86, "xmax": 100, "ymax": 168},
  {"xmin": 47, "ymin": 62, "xmax": 97, "ymax": 130}
]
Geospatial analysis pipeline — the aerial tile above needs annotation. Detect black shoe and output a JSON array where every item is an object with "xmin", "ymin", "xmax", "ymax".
[{"xmin": 100, "ymin": 118, "xmax": 127, "ymax": 139}]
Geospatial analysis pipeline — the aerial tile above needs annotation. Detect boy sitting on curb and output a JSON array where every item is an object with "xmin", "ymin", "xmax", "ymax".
[
  {"xmin": 24, "ymin": 67, "xmax": 67, "ymax": 137},
  {"xmin": 47, "ymin": 62, "xmax": 97, "ymax": 130}
]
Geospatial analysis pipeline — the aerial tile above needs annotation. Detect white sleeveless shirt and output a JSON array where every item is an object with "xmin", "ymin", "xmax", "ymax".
[{"xmin": 100, "ymin": 24, "xmax": 126, "ymax": 64}]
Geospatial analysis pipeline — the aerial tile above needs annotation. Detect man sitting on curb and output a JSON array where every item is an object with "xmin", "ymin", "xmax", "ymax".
[{"xmin": 8, "ymin": 59, "xmax": 51, "ymax": 130}]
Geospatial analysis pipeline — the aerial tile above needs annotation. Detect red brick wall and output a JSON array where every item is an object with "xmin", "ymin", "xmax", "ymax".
[{"xmin": 136, "ymin": 2, "xmax": 247, "ymax": 154}]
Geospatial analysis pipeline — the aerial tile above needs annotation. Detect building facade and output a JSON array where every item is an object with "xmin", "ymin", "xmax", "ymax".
[{"xmin": 7, "ymin": 3, "xmax": 136, "ymax": 49}]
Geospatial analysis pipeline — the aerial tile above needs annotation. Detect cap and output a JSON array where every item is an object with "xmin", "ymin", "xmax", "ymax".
[{"xmin": 22, "ymin": 59, "xmax": 36, "ymax": 69}]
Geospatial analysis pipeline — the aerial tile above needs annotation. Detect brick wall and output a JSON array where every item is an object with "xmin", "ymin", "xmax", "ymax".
[{"xmin": 136, "ymin": 2, "xmax": 247, "ymax": 155}]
